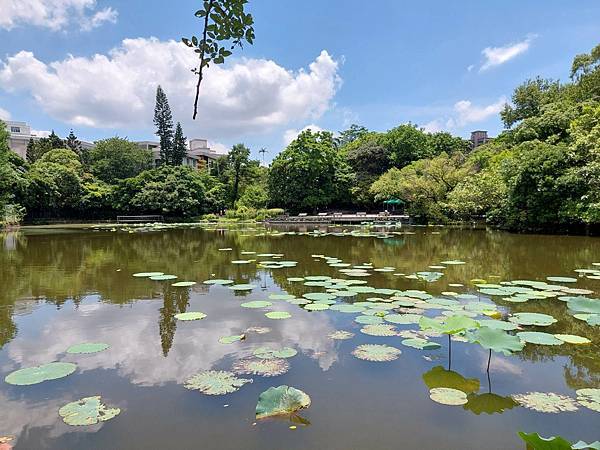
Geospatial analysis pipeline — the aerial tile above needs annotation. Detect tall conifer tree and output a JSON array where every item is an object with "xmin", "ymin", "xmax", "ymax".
[
  {"xmin": 153, "ymin": 85, "xmax": 174, "ymax": 164},
  {"xmin": 172, "ymin": 122, "xmax": 187, "ymax": 166}
]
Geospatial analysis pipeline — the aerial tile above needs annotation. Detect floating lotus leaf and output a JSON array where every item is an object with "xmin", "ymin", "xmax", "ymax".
[
  {"xmin": 133, "ymin": 272, "xmax": 164, "ymax": 277},
  {"xmin": 66, "ymin": 343, "xmax": 109, "ymax": 354},
  {"xmin": 233, "ymin": 358, "xmax": 289, "ymax": 377},
  {"xmin": 241, "ymin": 300, "xmax": 272, "ymax": 308},
  {"xmin": 355, "ymin": 315, "xmax": 384, "ymax": 325},
  {"xmin": 576, "ymin": 388, "xmax": 600, "ymax": 412},
  {"xmin": 58, "ymin": 396, "xmax": 120, "ymax": 427},
  {"xmin": 287, "ymin": 277, "xmax": 305, "ymax": 282},
  {"xmin": 149, "ymin": 274, "xmax": 178, "ymax": 281},
  {"xmin": 328, "ymin": 330, "xmax": 355, "ymax": 340},
  {"xmin": 231, "ymin": 260, "xmax": 253, "ymax": 264},
  {"xmin": 415, "ymin": 271, "xmax": 444, "ymax": 282},
  {"xmin": 547, "ymin": 276, "xmax": 577, "ymax": 283},
  {"xmin": 329, "ymin": 304, "xmax": 364, "ymax": 314},
  {"xmin": 302, "ymin": 292, "xmax": 336, "ymax": 301},
  {"xmin": 304, "ymin": 281, "xmax": 330, "ymax": 287},
  {"xmin": 287, "ymin": 298, "xmax": 311, "ymax": 305},
  {"xmin": 518, "ymin": 432, "xmax": 573, "ymax": 450},
  {"xmin": 463, "ymin": 393, "xmax": 517, "ymax": 415},
  {"xmin": 587, "ymin": 314, "xmax": 600, "ymax": 326},
  {"xmin": 304, "ymin": 303, "xmax": 330, "ymax": 311},
  {"xmin": 512, "ymin": 392, "xmax": 578, "ymax": 413},
  {"xmin": 384, "ymin": 313, "xmax": 421, "ymax": 324},
  {"xmin": 331, "ymin": 290, "xmax": 358, "ymax": 297},
  {"xmin": 567, "ymin": 297, "xmax": 600, "ymax": 314},
  {"xmin": 255, "ymin": 385, "xmax": 311, "ymax": 419},
  {"xmin": 171, "ymin": 281, "xmax": 197, "ymax": 287},
  {"xmin": 422, "ymin": 366, "xmax": 480, "ymax": 393},
  {"xmin": 175, "ymin": 312, "xmax": 206, "ymax": 321},
  {"xmin": 269, "ymin": 294, "xmax": 295, "ymax": 301},
  {"xmin": 246, "ymin": 326, "xmax": 271, "ymax": 334},
  {"xmin": 203, "ymin": 279, "xmax": 234, "ymax": 285},
  {"xmin": 229, "ymin": 284, "xmax": 256, "ymax": 291},
  {"xmin": 466, "ymin": 327, "xmax": 524, "ymax": 355},
  {"xmin": 219, "ymin": 334, "xmax": 246, "ymax": 344},
  {"xmin": 265, "ymin": 311, "xmax": 291, "ymax": 320},
  {"xmin": 573, "ymin": 441, "xmax": 600, "ymax": 449},
  {"xmin": 517, "ymin": 331, "xmax": 563, "ymax": 345},
  {"xmin": 554, "ymin": 334, "xmax": 591, "ymax": 345},
  {"xmin": 508, "ymin": 312, "xmax": 557, "ymax": 326},
  {"xmin": 440, "ymin": 260, "xmax": 466, "ymax": 265},
  {"xmin": 184, "ymin": 370, "xmax": 252, "ymax": 395},
  {"xmin": 419, "ymin": 315, "xmax": 479, "ymax": 335},
  {"xmin": 352, "ymin": 344, "xmax": 401, "ymax": 362},
  {"xmin": 5, "ymin": 362, "xmax": 77, "ymax": 385},
  {"xmin": 360, "ymin": 324, "xmax": 398, "ymax": 336},
  {"xmin": 304, "ymin": 276, "xmax": 332, "ymax": 281},
  {"xmin": 253, "ymin": 347, "xmax": 298, "ymax": 359},
  {"xmin": 218, "ymin": 248, "xmax": 233, "ymax": 251},
  {"xmin": 401, "ymin": 338, "xmax": 441, "ymax": 350},
  {"xmin": 429, "ymin": 387, "xmax": 468, "ymax": 405}
]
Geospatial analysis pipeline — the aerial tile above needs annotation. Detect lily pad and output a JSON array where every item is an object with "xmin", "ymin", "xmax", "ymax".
[
  {"xmin": 429, "ymin": 387, "xmax": 468, "ymax": 405},
  {"xmin": 402, "ymin": 338, "xmax": 441, "ymax": 350},
  {"xmin": 419, "ymin": 315, "xmax": 479, "ymax": 335},
  {"xmin": 302, "ymin": 292, "xmax": 336, "ymax": 302},
  {"xmin": 256, "ymin": 385, "xmax": 311, "ymax": 419},
  {"xmin": 265, "ymin": 311, "xmax": 291, "ymax": 320},
  {"xmin": 352, "ymin": 344, "xmax": 401, "ymax": 362},
  {"xmin": 508, "ymin": 312, "xmax": 557, "ymax": 327},
  {"xmin": 517, "ymin": 331, "xmax": 563, "ymax": 345},
  {"xmin": 58, "ymin": 396, "xmax": 120, "ymax": 426},
  {"xmin": 241, "ymin": 300, "xmax": 272, "ymax": 308},
  {"xmin": 567, "ymin": 297, "xmax": 600, "ymax": 314},
  {"xmin": 355, "ymin": 315, "xmax": 384, "ymax": 325},
  {"xmin": 175, "ymin": 312, "xmax": 206, "ymax": 321},
  {"xmin": 466, "ymin": 327, "xmax": 524, "ymax": 355},
  {"xmin": 66, "ymin": 343, "xmax": 109, "ymax": 354},
  {"xmin": 171, "ymin": 281, "xmax": 197, "ymax": 287},
  {"xmin": 554, "ymin": 334, "xmax": 591, "ymax": 345},
  {"xmin": 219, "ymin": 334, "xmax": 246, "ymax": 344},
  {"xmin": 518, "ymin": 432, "xmax": 573, "ymax": 450},
  {"xmin": 476, "ymin": 319, "xmax": 518, "ymax": 331},
  {"xmin": 253, "ymin": 347, "xmax": 298, "ymax": 359},
  {"xmin": 203, "ymin": 279, "xmax": 234, "ymax": 285},
  {"xmin": 360, "ymin": 324, "xmax": 398, "ymax": 336},
  {"xmin": 269, "ymin": 294, "xmax": 296, "ymax": 301},
  {"xmin": 440, "ymin": 260, "xmax": 466, "ymax": 265},
  {"xmin": 328, "ymin": 330, "xmax": 355, "ymax": 340},
  {"xmin": 5, "ymin": 362, "xmax": 77, "ymax": 386},
  {"xmin": 184, "ymin": 370, "xmax": 252, "ymax": 395},
  {"xmin": 330, "ymin": 304, "xmax": 366, "ymax": 313},
  {"xmin": 304, "ymin": 303, "xmax": 330, "ymax": 311},
  {"xmin": 133, "ymin": 272, "xmax": 164, "ymax": 277},
  {"xmin": 233, "ymin": 358, "xmax": 289, "ymax": 377},
  {"xmin": 576, "ymin": 388, "xmax": 600, "ymax": 412},
  {"xmin": 229, "ymin": 284, "xmax": 256, "ymax": 291},
  {"xmin": 547, "ymin": 276, "xmax": 577, "ymax": 283},
  {"xmin": 512, "ymin": 392, "xmax": 578, "ymax": 413},
  {"xmin": 384, "ymin": 313, "xmax": 422, "ymax": 324},
  {"xmin": 149, "ymin": 274, "xmax": 178, "ymax": 281}
]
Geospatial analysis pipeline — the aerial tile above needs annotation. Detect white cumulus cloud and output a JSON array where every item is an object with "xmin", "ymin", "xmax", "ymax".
[
  {"xmin": 447, "ymin": 97, "xmax": 506, "ymax": 128},
  {"xmin": 480, "ymin": 35, "xmax": 536, "ymax": 71},
  {"xmin": 283, "ymin": 123, "xmax": 324, "ymax": 145},
  {"xmin": 0, "ymin": 0, "xmax": 118, "ymax": 31},
  {"xmin": 0, "ymin": 38, "xmax": 341, "ymax": 140}
]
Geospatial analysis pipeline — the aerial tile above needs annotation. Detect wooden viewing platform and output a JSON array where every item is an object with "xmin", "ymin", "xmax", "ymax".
[{"xmin": 266, "ymin": 213, "xmax": 411, "ymax": 225}]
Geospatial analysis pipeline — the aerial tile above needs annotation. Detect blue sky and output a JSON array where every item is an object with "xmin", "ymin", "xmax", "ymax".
[{"xmin": 1, "ymin": 0, "xmax": 599, "ymax": 160}]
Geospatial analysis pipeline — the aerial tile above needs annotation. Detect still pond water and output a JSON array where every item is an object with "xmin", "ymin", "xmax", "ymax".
[{"xmin": 0, "ymin": 224, "xmax": 599, "ymax": 449}]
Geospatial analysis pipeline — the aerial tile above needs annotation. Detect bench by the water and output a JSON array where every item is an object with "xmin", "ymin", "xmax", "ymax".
[{"xmin": 116, "ymin": 215, "xmax": 164, "ymax": 223}]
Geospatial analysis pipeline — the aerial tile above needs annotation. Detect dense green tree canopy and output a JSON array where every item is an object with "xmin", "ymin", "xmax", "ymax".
[{"xmin": 88, "ymin": 138, "xmax": 152, "ymax": 183}]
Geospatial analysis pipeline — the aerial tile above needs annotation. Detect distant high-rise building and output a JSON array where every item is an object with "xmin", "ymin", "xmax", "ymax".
[{"xmin": 470, "ymin": 130, "xmax": 490, "ymax": 149}]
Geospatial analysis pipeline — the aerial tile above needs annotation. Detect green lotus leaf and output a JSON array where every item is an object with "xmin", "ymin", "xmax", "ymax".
[
  {"xmin": 241, "ymin": 300, "xmax": 272, "ymax": 308},
  {"xmin": 352, "ymin": 344, "xmax": 401, "ymax": 362},
  {"xmin": 58, "ymin": 396, "xmax": 120, "ymax": 426},
  {"xmin": 419, "ymin": 315, "xmax": 479, "ymax": 335},
  {"xmin": 5, "ymin": 362, "xmax": 77, "ymax": 385},
  {"xmin": 508, "ymin": 312, "xmax": 557, "ymax": 327},
  {"xmin": 255, "ymin": 385, "xmax": 311, "ymax": 419},
  {"xmin": 219, "ymin": 334, "xmax": 246, "ymax": 344},
  {"xmin": 517, "ymin": 331, "xmax": 563, "ymax": 345},
  {"xmin": 463, "ymin": 393, "xmax": 517, "ymax": 415},
  {"xmin": 203, "ymin": 279, "xmax": 234, "ymax": 285},
  {"xmin": 384, "ymin": 313, "xmax": 421, "ymax": 324},
  {"xmin": 231, "ymin": 260, "xmax": 253, "ymax": 264},
  {"xmin": 66, "ymin": 343, "xmax": 109, "ymax": 354},
  {"xmin": 132, "ymin": 272, "xmax": 164, "ymax": 277},
  {"xmin": 287, "ymin": 277, "xmax": 305, "ymax": 282},
  {"xmin": 476, "ymin": 319, "xmax": 518, "ymax": 331},
  {"xmin": 232, "ymin": 358, "xmax": 289, "ymax": 377},
  {"xmin": 253, "ymin": 347, "xmax": 298, "ymax": 359},
  {"xmin": 466, "ymin": 327, "xmax": 524, "ymax": 355},
  {"xmin": 184, "ymin": 370, "xmax": 252, "ymax": 395},
  {"xmin": 302, "ymin": 292, "xmax": 336, "ymax": 301},
  {"xmin": 149, "ymin": 274, "xmax": 178, "ymax": 281},
  {"xmin": 416, "ymin": 271, "xmax": 444, "ymax": 282},
  {"xmin": 175, "ymin": 312, "xmax": 206, "ymax": 321},
  {"xmin": 327, "ymin": 330, "xmax": 355, "ymax": 340},
  {"xmin": 567, "ymin": 297, "xmax": 600, "ymax": 314},
  {"xmin": 440, "ymin": 260, "xmax": 466, "ymax": 265},
  {"xmin": 401, "ymin": 338, "xmax": 441, "ymax": 350},
  {"xmin": 546, "ymin": 276, "xmax": 578, "ymax": 283},
  {"xmin": 422, "ymin": 366, "xmax": 480, "ymax": 393},
  {"xmin": 171, "ymin": 281, "xmax": 197, "ymax": 287},
  {"xmin": 518, "ymin": 432, "xmax": 573, "ymax": 450},
  {"xmin": 554, "ymin": 334, "xmax": 591, "ymax": 345},
  {"xmin": 587, "ymin": 314, "xmax": 600, "ymax": 326},
  {"xmin": 229, "ymin": 284, "xmax": 256, "ymax": 291},
  {"xmin": 304, "ymin": 276, "xmax": 332, "ymax": 281},
  {"xmin": 218, "ymin": 248, "xmax": 233, "ymax": 251},
  {"xmin": 360, "ymin": 324, "xmax": 398, "ymax": 336},
  {"xmin": 265, "ymin": 311, "xmax": 291, "ymax": 320},
  {"xmin": 304, "ymin": 303, "xmax": 330, "ymax": 311},
  {"xmin": 330, "ymin": 304, "xmax": 365, "ymax": 313},
  {"xmin": 576, "ymin": 388, "xmax": 600, "ymax": 412},
  {"xmin": 355, "ymin": 315, "xmax": 384, "ymax": 325},
  {"xmin": 512, "ymin": 392, "xmax": 578, "ymax": 413},
  {"xmin": 429, "ymin": 387, "xmax": 468, "ymax": 405},
  {"xmin": 572, "ymin": 441, "xmax": 600, "ymax": 450}
]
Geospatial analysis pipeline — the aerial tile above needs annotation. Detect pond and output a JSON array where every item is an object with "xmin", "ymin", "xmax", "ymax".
[{"xmin": 0, "ymin": 224, "xmax": 599, "ymax": 449}]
